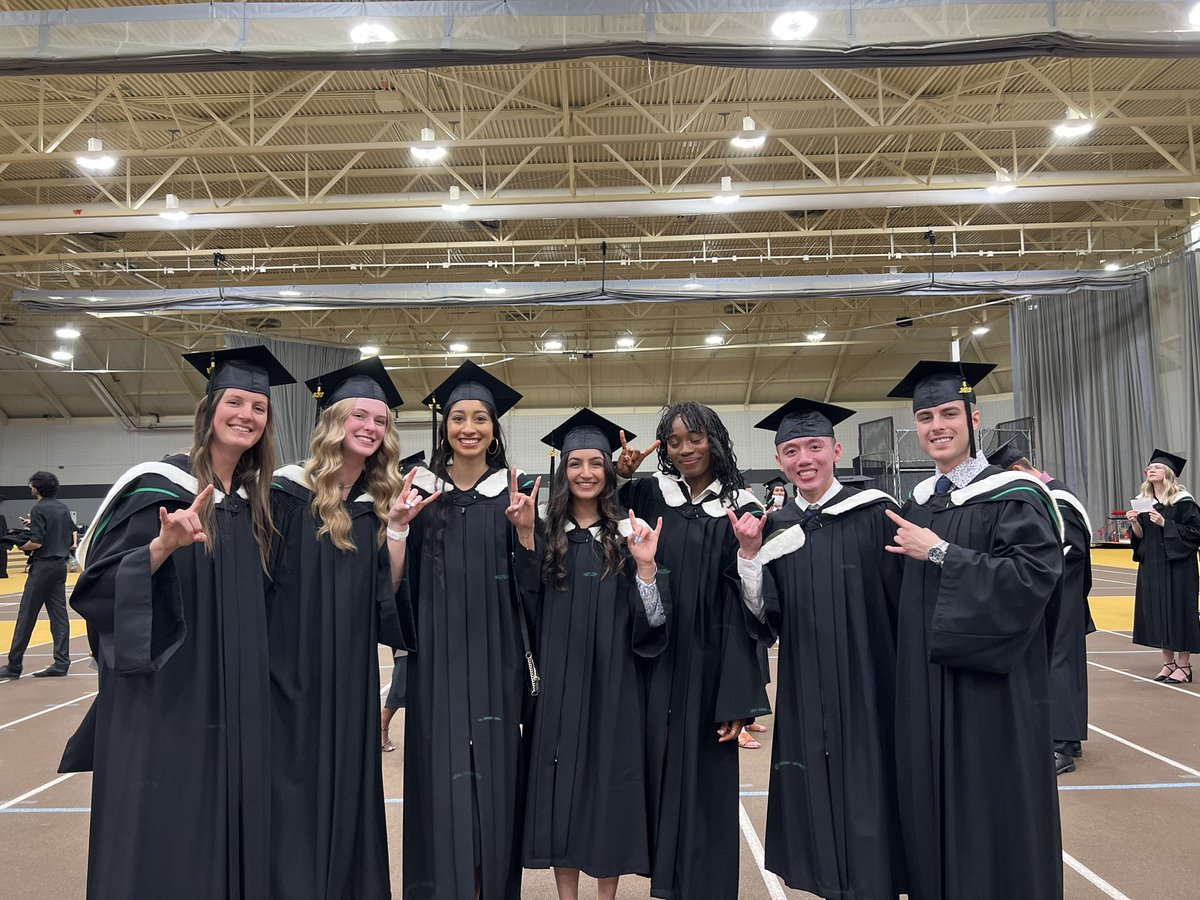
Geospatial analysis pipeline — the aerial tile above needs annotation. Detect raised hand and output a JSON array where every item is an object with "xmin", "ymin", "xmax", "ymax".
[
  {"xmin": 884, "ymin": 508, "xmax": 943, "ymax": 561},
  {"xmin": 616, "ymin": 430, "xmax": 662, "ymax": 479},
  {"xmin": 504, "ymin": 467, "xmax": 541, "ymax": 534},
  {"xmin": 388, "ymin": 467, "xmax": 441, "ymax": 530},
  {"xmin": 726, "ymin": 508, "xmax": 765, "ymax": 559},
  {"xmin": 157, "ymin": 483, "xmax": 214, "ymax": 553},
  {"xmin": 626, "ymin": 510, "xmax": 663, "ymax": 567}
]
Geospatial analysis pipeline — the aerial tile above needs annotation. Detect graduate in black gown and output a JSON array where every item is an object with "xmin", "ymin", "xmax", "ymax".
[
  {"xmin": 730, "ymin": 398, "xmax": 906, "ymax": 900},
  {"xmin": 1126, "ymin": 450, "xmax": 1200, "ymax": 684},
  {"xmin": 61, "ymin": 346, "xmax": 294, "ymax": 899},
  {"xmin": 618, "ymin": 402, "xmax": 769, "ymax": 900},
  {"xmin": 885, "ymin": 361, "xmax": 1065, "ymax": 900},
  {"xmin": 402, "ymin": 361, "xmax": 534, "ymax": 900},
  {"xmin": 511, "ymin": 409, "xmax": 669, "ymax": 900},
  {"xmin": 266, "ymin": 358, "xmax": 431, "ymax": 900},
  {"xmin": 987, "ymin": 439, "xmax": 1096, "ymax": 774}
]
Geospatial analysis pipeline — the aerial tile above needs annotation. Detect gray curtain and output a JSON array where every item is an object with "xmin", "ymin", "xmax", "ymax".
[
  {"xmin": 1147, "ymin": 253, "xmax": 1200, "ymax": 462},
  {"xmin": 225, "ymin": 335, "xmax": 357, "ymax": 465},
  {"xmin": 1011, "ymin": 285, "xmax": 1157, "ymax": 532}
]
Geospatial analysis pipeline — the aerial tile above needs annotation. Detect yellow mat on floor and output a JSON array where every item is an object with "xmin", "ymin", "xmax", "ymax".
[
  {"xmin": 1090, "ymin": 547, "xmax": 1137, "ymax": 570},
  {"xmin": 0, "ymin": 618, "xmax": 89, "ymax": 652},
  {"xmin": 1088, "ymin": 595, "xmax": 1134, "ymax": 631},
  {"xmin": 0, "ymin": 558, "xmax": 82, "ymax": 597}
]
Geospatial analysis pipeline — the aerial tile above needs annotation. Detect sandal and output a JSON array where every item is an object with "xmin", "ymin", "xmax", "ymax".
[
  {"xmin": 1153, "ymin": 662, "xmax": 1179, "ymax": 682},
  {"xmin": 1164, "ymin": 664, "xmax": 1193, "ymax": 684},
  {"xmin": 381, "ymin": 738, "xmax": 396, "ymax": 753},
  {"xmin": 737, "ymin": 731, "xmax": 762, "ymax": 750},
  {"xmin": 745, "ymin": 723, "xmax": 768, "ymax": 733}
]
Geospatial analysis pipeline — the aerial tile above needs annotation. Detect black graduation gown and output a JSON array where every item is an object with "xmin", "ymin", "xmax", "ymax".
[
  {"xmin": 1045, "ymin": 480, "xmax": 1095, "ymax": 745},
  {"xmin": 62, "ymin": 456, "xmax": 272, "ymax": 900},
  {"xmin": 1131, "ymin": 492, "xmax": 1200, "ymax": 653},
  {"xmin": 753, "ymin": 488, "xmax": 906, "ymax": 900},
  {"xmin": 515, "ymin": 520, "xmax": 669, "ymax": 878},
  {"xmin": 265, "ymin": 466, "xmax": 414, "ymax": 900},
  {"xmin": 894, "ymin": 468, "xmax": 1065, "ymax": 900},
  {"xmin": 402, "ymin": 466, "xmax": 535, "ymax": 900},
  {"xmin": 623, "ymin": 472, "xmax": 770, "ymax": 900}
]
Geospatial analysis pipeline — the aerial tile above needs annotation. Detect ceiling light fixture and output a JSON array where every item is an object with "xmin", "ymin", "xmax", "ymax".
[
  {"xmin": 56, "ymin": 325, "xmax": 81, "ymax": 339},
  {"xmin": 616, "ymin": 335, "xmax": 636, "ymax": 348},
  {"xmin": 1191, "ymin": 3, "xmax": 1200, "ymax": 27},
  {"xmin": 730, "ymin": 115, "xmax": 767, "ymax": 150},
  {"xmin": 448, "ymin": 342, "xmax": 469, "ymax": 353},
  {"xmin": 484, "ymin": 283, "xmax": 507, "ymax": 295},
  {"xmin": 683, "ymin": 274, "xmax": 703, "ymax": 290},
  {"xmin": 543, "ymin": 339, "xmax": 564, "ymax": 351},
  {"xmin": 85, "ymin": 296, "xmax": 106, "ymax": 303},
  {"xmin": 279, "ymin": 289, "xmax": 302, "ymax": 297},
  {"xmin": 159, "ymin": 193, "xmax": 188, "ymax": 222},
  {"xmin": 51, "ymin": 347, "xmax": 73, "ymax": 361},
  {"xmin": 359, "ymin": 345, "xmax": 380, "ymax": 357},
  {"xmin": 350, "ymin": 22, "xmax": 396, "ymax": 44},
  {"xmin": 705, "ymin": 334, "xmax": 725, "ymax": 345},
  {"xmin": 441, "ymin": 185, "xmax": 469, "ymax": 213},
  {"xmin": 76, "ymin": 136, "xmax": 116, "ymax": 172},
  {"xmin": 412, "ymin": 127, "xmax": 448, "ymax": 162},
  {"xmin": 971, "ymin": 326, "xmax": 990, "ymax": 336},
  {"xmin": 1054, "ymin": 107, "xmax": 1094, "ymax": 138},
  {"xmin": 986, "ymin": 169, "xmax": 1017, "ymax": 195},
  {"xmin": 806, "ymin": 330, "xmax": 827, "ymax": 343},
  {"xmin": 712, "ymin": 175, "xmax": 740, "ymax": 206},
  {"xmin": 1104, "ymin": 262, "xmax": 1121, "ymax": 271},
  {"xmin": 771, "ymin": 11, "xmax": 819, "ymax": 40}
]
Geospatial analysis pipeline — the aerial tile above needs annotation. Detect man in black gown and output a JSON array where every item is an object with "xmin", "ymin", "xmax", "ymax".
[
  {"xmin": 731, "ymin": 398, "xmax": 906, "ymax": 899},
  {"xmin": 987, "ymin": 438, "xmax": 1095, "ymax": 775},
  {"xmin": 885, "ymin": 361, "xmax": 1065, "ymax": 900}
]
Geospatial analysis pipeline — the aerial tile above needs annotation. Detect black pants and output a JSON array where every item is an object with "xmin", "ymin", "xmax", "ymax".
[{"xmin": 6, "ymin": 557, "xmax": 69, "ymax": 673}]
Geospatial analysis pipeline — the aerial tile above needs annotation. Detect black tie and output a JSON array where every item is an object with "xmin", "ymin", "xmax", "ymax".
[
  {"xmin": 803, "ymin": 503, "xmax": 821, "ymax": 520},
  {"xmin": 935, "ymin": 475, "xmax": 953, "ymax": 495}
]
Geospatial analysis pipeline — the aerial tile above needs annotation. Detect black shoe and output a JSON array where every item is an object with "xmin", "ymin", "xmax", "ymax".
[
  {"xmin": 1070, "ymin": 742, "xmax": 1083, "ymax": 758},
  {"xmin": 32, "ymin": 666, "xmax": 68, "ymax": 678},
  {"xmin": 1054, "ymin": 750, "xmax": 1076, "ymax": 776},
  {"xmin": 0, "ymin": 665, "xmax": 20, "ymax": 679}
]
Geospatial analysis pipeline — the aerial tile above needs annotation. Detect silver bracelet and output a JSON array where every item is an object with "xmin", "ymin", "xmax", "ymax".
[{"xmin": 386, "ymin": 525, "xmax": 409, "ymax": 542}]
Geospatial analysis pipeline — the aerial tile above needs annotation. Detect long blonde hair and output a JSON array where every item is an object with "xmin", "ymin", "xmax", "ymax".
[
  {"xmin": 189, "ymin": 389, "xmax": 278, "ymax": 572},
  {"xmin": 303, "ymin": 398, "xmax": 405, "ymax": 551},
  {"xmin": 1140, "ymin": 466, "xmax": 1187, "ymax": 505}
]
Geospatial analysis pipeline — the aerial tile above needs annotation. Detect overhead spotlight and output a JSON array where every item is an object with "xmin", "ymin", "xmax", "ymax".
[
  {"xmin": 159, "ymin": 193, "xmax": 188, "ymax": 222},
  {"xmin": 412, "ymin": 127, "xmax": 448, "ymax": 163},
  {"xmin": 543, "ymin": 339, "xmax": 564, "ymax": 351},
  {"xmin": 448, "ymin": 342, "xmax": 469, "ymax": 353},
  {"xmin": 616, "ymin": 335, "xmax": 636, "ymax": 348},
  {"xmin": 359, "ymin": 345, "xmax": 380, "ymax": 357},
  {"xmin": 48, "ymin": 295, "xmax": 65, "ymax": 300},
  {"xmin": 711, "ymin": 175, "xmax": 740, "ymax": 206},
  {"xmin": 806, "ymin": 330, "xmax": 827, "ymax": 343},
  {"xmin": 705, "ymin": 334, "xmax": 725, "ymax": 345},
  {"xmin": 350, "ymin": 22, "xmax": 396, "ymax": 45},
  {"xmin": 484, "ymin": 282, "xmax": 507, "ymax": 295},
  {"xmin": 85, "ymin": 296, "xmax": 106, "ymax": 303},
  {"xmin": 986, "ymin": 170, "xmax": 1016, "ymax": 195},
  {"xmin": 771, "ymin": 11, "xmax": 818, "ymax": 40},
  {"xmin": 441, "ymin": 185, "xmax": 470, "ymax": 213},
  {"xmin": 1104, "ymin": 262, "xmax": 1121, "ymax": 271},
  {"xmin": 76, "ymin": 136, "xmax": 116, "ymax": 172},
  {"xmin": 55, "ymin": 325, "xmax": 81, "ymax": 339},
  {"xmin": 51, "ymin": 347, "xmax": 73, "ymax": 361},
  {"xmin": 1053, "ymin": 108, "xmax": 1094, "ymax": 138},
  {"xmin": 730, "ymin": 115, "xmax": 767, "ymax": 150},
  {"xmin": 279, "ymin": 289, "xmax": 302, "ymax": 297},
  {"xmin": 971, "ymin": 326, "xmax": 990, "ymax": 336},
  {"xmin": 683, "ymin": 274, "xmax": 703, "ymax": 290}
]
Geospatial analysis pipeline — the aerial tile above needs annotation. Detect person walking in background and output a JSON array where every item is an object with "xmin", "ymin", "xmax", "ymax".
[{"xmin": 1126, "ymin": 450, "xmax": 1200, "ymax": 684}]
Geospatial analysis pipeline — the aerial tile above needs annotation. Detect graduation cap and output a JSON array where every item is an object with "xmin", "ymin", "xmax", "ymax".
[
  {"xmin": 764, "ymin": 476, "xmax": 788, "ymax": 492},
  {"xmin": 182, "ymin": 345, "xmax": 295, "ymax": 397},
  {"xmin": 421, "ymin": 360, "xmax": 522, "ymax": 418},
  {"xmin": 888, "ymin": 359, "xmax": 996, "ymax": 460},
  {"xmin": 1148, "ymin": 448, "xmax": 1187, "ymax": 476},
  {"xmin": 541, "ymin": 409, "xmax": 631, "ymax": 479},
  {"xmin": 755, "ymin": 397, "xmax": 855, "ymax": 445},
  {"xmin": 839, "ymin": 474, "xmax": 875, "ymax": 488},
  {"xmin": 986, "ymin": 438, "xmax": 1028, "ymax": 471},
  {"xmin": 400, "ymin": 450, "xmax": 426, "ymax": 473},
  {"xmin": 305, "ymin": 357, "xmax": 403, "ymax": 412}
]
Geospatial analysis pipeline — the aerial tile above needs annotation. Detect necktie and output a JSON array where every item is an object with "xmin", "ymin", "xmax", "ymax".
[
  {"xmin": 803, "ymin": 503, "xmax": 821, "ymax": 520},
  {"xmin": 935, "ymin": 475, "xmax": 953, "ymax": 495}
]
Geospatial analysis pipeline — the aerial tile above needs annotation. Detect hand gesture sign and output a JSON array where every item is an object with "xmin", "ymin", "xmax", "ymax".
[
  {"xmin": 726, "ymin": 508, "xmax": 766, "ymax": 559},
  {"xmin": 388, "ymin": 467, "xmax": 441, "ymax": 531},
  {"xmin": 625, "ymin": 510, "xmax": 663, "ymax": 566},
  {"xmin": 616, "ymin": 430, "xmax": 662, "ymax": 479},
  {"xmin": 504, "ymin": 467, "xmax": 541, "ymax": 533},
  {"xmin": 884, "ymin": 509, "xmax": 943, "ymax": 561},
  {"xmin": 157, "ymin": 483, "xmax": 214, "ymax": 553}
]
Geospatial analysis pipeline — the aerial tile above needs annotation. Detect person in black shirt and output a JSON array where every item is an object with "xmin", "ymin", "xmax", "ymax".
[{"xmin": 0, "ymin": 471, "xmax": 77, "ymax": 678}]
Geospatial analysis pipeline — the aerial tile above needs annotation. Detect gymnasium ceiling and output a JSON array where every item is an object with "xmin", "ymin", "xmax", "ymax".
[{"xmin": 0, "ymin": 1, "xmax": 1197, "ymax": 422}]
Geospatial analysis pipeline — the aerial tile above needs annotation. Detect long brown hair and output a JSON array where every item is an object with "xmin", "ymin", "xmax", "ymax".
[
  {"xmin": 303, "ymin": 398, "xmax": 405, "ymax": 551},
  {"xmin": 540, "ymin": 453, "xmax": 627, "ymax": 589},
  {"xmin": 189, "ymin": 389, "xmax": 278, "ymax": 571}
]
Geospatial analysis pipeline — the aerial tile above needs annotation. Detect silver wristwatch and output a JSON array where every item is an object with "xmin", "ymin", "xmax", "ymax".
[{"xmin": 927, "ymin": 540, "xmax": 950, "ymax": 566}]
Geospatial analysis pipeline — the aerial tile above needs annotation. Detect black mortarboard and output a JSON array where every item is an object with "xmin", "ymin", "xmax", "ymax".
[
  {"xmin": 421, "ymin": 360, "xmax": 522, "ymax": 418},
  {"xmin": 887, "ymin": 360, "xmax": 996, "ymax": 411},
  {"xmin": 986, "ymin": 438, "xmax": 1028, "ymax": 470},
  {"xmin": 755, "ymin": 397, "xmax": 855, "ymax": 445},
  {"xmin": 542, "ymin": 408, "xmax": 630, "ymax": 456},
  {"xmin": 764, "ymin": 476, "xmax": 788, "ymax": 492},
  {"xmin": 400, "ymin": 450, "xmax": 426, "ymax": 472},
  {"xmin": 305, "ymin": 357, "xmax": 403, "ymax": 411},
  {"xmin": 182, "ymin": 345, "xmax": 295, "ymax": 396},
  {"xmin": 839, "ymin": 474, "xmax": 875, "ymax": 487},
  {"xmin": 1149, "ymin": 449, "xmax": 1187, "ymax": 476}
]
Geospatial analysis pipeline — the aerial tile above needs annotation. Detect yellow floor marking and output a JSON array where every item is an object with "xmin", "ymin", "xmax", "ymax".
[
  {"xmin": 0, "ymin": 562, "xmax": 82, "ymax": 597},
  {"xmin": 1090, "ymin": 548, "xmax": 1138, "ymax": 570},
  {"xmin": 0, "ymin": 618, "xmax": 89, "ymax": 651},
  {"xmin": 1089, "ymin": 595, "xmax": 1135, "ymax": 631}
]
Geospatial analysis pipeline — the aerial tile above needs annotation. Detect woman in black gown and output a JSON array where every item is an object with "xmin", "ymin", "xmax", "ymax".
[
  {"xmin": 512, "ymin": 409, "xmax": 668, "ymax": 900},
  {"xmin": 402, "ymin": 360, "xmax": 534, "ymax": 900},
  {"xmin": 1126, "ymin": 450, "xmax": 1200, "ymax": 683},
  {"xmin": 266, "ymin": 358, "xmax": 432, "ymax": 899},
  {"xmin": 63, "ymin": 346, "xmax": 293, "ymax": 900}
]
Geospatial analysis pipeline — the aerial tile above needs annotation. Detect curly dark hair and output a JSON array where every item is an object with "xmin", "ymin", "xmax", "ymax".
[
  {"xmin": 654, "ymin": 402, "xmax": 746, "ymax": 506},
  {"xmin": 28, "ymin": 471, "xmax": 59, "ymax": 498},
  {"xmin": 540, "ymin": 452, "xmax": 627, "ymax": 589}
]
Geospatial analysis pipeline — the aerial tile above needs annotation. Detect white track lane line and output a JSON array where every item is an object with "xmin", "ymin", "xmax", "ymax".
[
  {"xmin": 0, "ymin": 691, "xmax": 96, "ymax": 731},
  {"xmin": 1086, "ymin": 661, "xmax": 1200, "ymax": 698},
  {"xmin": 0, "ymin": 772, "xmax": 78, "ymax": 810},
  {"xmin": 737, "ymin": 800, "xmax": 788, "ymax": 900},
  {"xmin": 1087, "ymin": 724, "xmax": 1200, "ymax": 777},
  {"xmin": 1061, "ymin": 852, "xmax": 1132, "ymax": 900}
]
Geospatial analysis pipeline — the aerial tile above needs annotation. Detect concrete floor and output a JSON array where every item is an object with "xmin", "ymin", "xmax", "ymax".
[{"xmin": 0, "ymin": 558, "xmax": 1198, "ymax": 898}]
